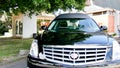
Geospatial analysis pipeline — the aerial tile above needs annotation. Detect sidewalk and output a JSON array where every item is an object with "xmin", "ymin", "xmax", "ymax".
[
  {"xmin": 0, "ymin": 55, "xmax": 27, "ymax": 67},
  {"xmin": 0, "ymin": 50, "xmax": 29, "ymax": 66}
]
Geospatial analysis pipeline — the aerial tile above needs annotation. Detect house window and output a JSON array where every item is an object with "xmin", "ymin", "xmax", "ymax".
[
  {"xmin": 93, "ymin": 12, "xmax": 102, "ymax": 16},
  {"xmin": 16, "ymin": 20, "xmax": 23, "ymax": 35},
  {"xmin": 109, "ymin": 11, "xmax": 114, "ymax": 15},
  {"xmin": 103, "ymin": 11, "xmax": 107, "ymax": 14},
  {"xmin": 93, "ymin": 11, "xmax": 107, "ymax": 16}
]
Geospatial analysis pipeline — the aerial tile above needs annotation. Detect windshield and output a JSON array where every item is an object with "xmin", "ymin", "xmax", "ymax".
[{"xmin": 48, "ymin": 18, "xmax": 100, "ymax": 32}]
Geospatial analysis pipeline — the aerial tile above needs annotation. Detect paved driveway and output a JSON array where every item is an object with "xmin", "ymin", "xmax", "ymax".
[
  {"xmin": 0, "ymin": 58, "xmax": 27, "ymax": 68},
  {"xmin": 0, "ymin": 58, "xmax": 120, "ymax": 68}
]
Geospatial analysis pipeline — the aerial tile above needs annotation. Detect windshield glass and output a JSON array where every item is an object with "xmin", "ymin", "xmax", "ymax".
[{"xmin": 48, "ymin": 18, "xmax": 100, "ymax": 32}]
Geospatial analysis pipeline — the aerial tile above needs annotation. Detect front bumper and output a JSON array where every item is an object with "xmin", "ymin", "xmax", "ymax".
[
  {"xmin": 27, "ymin": 55, "xmax": 118, "ymax": 68},
  {"xmin": 27, "ymin": 55, "xmax": 62, "ymax": 68}
]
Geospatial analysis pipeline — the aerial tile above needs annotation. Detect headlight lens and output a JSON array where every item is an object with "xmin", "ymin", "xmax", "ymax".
[
  {"xmin": 105, "ymin": 46, "xmax": 112, "ymax": 61},
  {"xmin": 29, "ymin": 40, "xmax": 38, "ymax": 58}
]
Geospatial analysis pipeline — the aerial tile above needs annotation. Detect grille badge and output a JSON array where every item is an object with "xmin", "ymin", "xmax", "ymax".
[{"xmin": 70, "ymin": 52, "xmax": 79, "ymax": 60}]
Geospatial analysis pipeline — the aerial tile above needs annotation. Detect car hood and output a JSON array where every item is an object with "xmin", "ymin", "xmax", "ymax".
[{"xmin": 41, "ymin": 30, "xmax": 109, "ymax": 45}]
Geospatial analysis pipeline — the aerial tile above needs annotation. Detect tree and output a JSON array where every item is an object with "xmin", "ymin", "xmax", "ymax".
[
  {"xmin": 0, "ymin": 0, "xmax": 86, "ymax": 15},
  {"xmin": 0, "ymin": 16, "xmax": 12, "ymax": 35},
  {"xmin": 0, "ymin": 21, "xmax": 8, "ymax": 35}
]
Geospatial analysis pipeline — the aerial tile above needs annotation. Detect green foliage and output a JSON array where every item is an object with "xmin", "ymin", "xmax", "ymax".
[
  {"xmin": 0, "ymin": 0, "xmax": 86, "ymax": 15},
  {"xmin": 0, "ymin": 17, "xmax": 12, "ymax": 35},
  {"xmin": 0, "ymin": 21, "xmax": 8, "ymax": 35}
]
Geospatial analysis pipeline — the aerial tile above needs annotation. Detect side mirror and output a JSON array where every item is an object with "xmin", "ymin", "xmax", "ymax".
[
  {"xmin": 41, "ymin": 25, "xmax": 47, "ymax": 30},
  {"xmin": 100, "ymin": 26, "xmax": 107, "ymax": 31}
]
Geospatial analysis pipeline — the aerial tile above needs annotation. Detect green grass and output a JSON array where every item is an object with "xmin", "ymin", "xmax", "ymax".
[{"xmin": 0, "ymin": 38, "xmax": 33, "ymax": 62}]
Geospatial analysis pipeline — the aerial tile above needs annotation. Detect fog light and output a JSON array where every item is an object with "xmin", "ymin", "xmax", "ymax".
[{"xmin": 39, "ymin": 53, "xmax": 46, "ymax": 59}]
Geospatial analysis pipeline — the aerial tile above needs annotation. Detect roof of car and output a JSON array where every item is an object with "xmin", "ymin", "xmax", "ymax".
[{"xmin": 55, "ymin": 13, "xmax": 90, "ymax": 19}]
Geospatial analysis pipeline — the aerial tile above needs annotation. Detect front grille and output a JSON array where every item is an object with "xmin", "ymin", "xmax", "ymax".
[{"xmin": 43, "ymin": 45, "xmax": 107, "ymax": 65}]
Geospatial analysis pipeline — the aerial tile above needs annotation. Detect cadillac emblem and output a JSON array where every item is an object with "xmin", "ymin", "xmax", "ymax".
[{"xmin": 70, "ymin": 52, "xmax": 79, "ymax": 60}]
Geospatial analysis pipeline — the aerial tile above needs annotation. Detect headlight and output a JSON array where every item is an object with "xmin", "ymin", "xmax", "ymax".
[
  {"xmin": 29, "ymin": 40, "xmax": 38, "ymax": 58},
  {"xmin": 105, "ymin": 46, "xmax": 112, "ymax": 61},
  {"xmin": 112, "ymin": 40, "xmax": 120, "ymax": 60}
]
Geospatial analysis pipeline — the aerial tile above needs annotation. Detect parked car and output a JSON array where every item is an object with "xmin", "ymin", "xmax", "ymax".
[{"xmin": 27, "ymin": 13, "xmax": 120, "ymax": 68}]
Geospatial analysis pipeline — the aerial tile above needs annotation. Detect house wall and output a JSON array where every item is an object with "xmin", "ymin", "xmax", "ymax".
[
  {"xmin": 91, "ymin": 15, "xmax": 114, "ymax": 33},
  {"xmin": 91, "ymin": 15, "xmax": 108, "ymax": 27},
  {"xmin": 113, "ymin": 11, "xmax": 120, "ymax": 37},
  {"xmin": 12, "ymin": 14, "xmax": 23, "ymax": 37},
  {"xmin": 108, "ymin": 15, "xmax": 114, "ymax": 33},
  {"xmin": 22, "ymin": 14, "xmax": 37, "ymax": 38},
  {"xmin": 12, "ymin": 13, "xmax": 55, "ymax": 38}
]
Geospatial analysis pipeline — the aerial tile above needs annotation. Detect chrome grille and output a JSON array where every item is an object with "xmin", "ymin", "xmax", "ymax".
[{"xmin": 43, "ymin": 45, "xmax": 107, "ymax": 65}]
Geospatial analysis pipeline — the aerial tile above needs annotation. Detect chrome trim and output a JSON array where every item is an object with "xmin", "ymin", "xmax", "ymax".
[
  {"xmin": 43, "ymin": 45, "xmax": 108, "ymax": 65},
  {"xmin": 28, "ymin": 59, "xmax": 61, "ymax": 68}
]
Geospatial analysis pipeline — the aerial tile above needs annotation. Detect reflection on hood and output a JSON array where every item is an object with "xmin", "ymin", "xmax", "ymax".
[
  {"xmin": 41, "ymin": 30, "xmax": 108, "ymax": 45},
  {"xmin": 75, "ymin": 35, "xmax": 108, "ymax": 45}
]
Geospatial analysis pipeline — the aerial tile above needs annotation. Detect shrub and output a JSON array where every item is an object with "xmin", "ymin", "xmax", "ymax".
[{"xmin": 0, "ymin": 21, "xmax": 8, "ymax": 35}]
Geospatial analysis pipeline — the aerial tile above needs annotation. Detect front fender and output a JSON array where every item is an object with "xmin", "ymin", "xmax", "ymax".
[{"xmin": 112, "ymin": 40, "xmax": 120, "ymax": 60}]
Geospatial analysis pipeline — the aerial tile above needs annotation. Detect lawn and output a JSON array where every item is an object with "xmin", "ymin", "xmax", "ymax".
[{"xmin": 0, "ymin": 38, "xmax": 33, "ymax": 62}]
